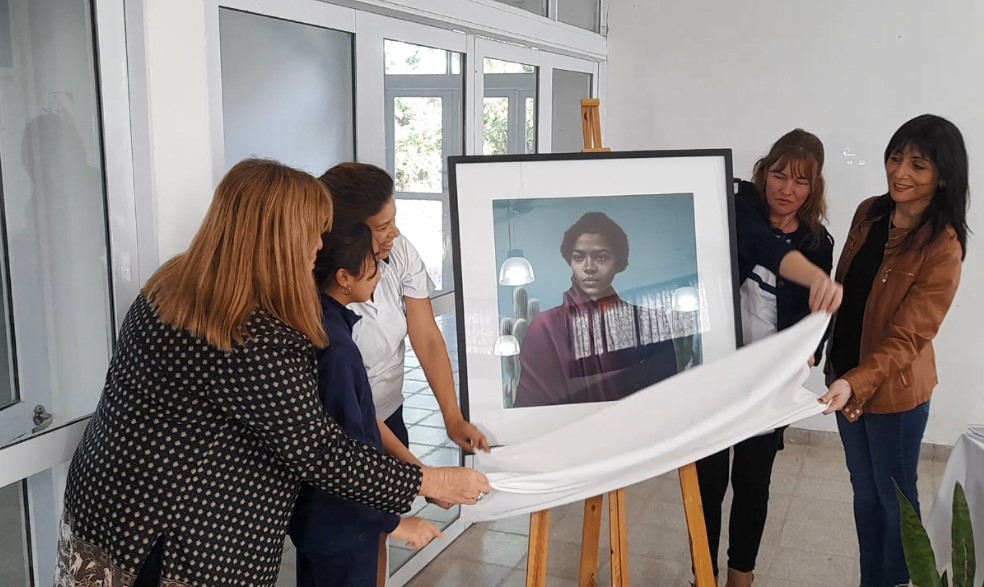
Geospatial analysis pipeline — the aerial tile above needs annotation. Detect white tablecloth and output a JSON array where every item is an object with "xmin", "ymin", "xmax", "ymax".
[
  {"xmin": 464, "ymin": 312, "xmax": 830, "ymax": 522},
  {"xmin": 926, "ymin": 425, "xmax": 984, "ymax": 585}
]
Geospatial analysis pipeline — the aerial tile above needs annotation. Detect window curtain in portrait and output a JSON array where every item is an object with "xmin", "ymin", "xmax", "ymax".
[{"xmin": 464, "ymin": 312, "xmax": 831, "ymax": 521}]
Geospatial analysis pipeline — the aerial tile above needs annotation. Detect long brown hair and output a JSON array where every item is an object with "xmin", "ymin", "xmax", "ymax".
[
  {"xmin": 751, "ymin": 129, "xmax": 828, "ymax": 237},
  {"xmin": 143, "ymin": 159, "xmax": 332, "ymax": 350}
]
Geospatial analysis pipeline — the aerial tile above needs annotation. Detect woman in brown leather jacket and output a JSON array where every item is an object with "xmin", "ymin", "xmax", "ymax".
[{"xmin": 819, "ymin": 114, "xmax": 969, "ymax": 587}]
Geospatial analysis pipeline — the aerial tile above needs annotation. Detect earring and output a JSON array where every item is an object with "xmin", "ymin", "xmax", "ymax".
[{"xmin": 343, "ymin": 286, "xmax": 352, "ymax": 296}]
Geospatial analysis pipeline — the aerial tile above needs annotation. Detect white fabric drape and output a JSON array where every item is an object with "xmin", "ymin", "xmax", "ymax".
[{"xmin": 465, "ymin": 312, "xmax": 831, "ymax": 522}]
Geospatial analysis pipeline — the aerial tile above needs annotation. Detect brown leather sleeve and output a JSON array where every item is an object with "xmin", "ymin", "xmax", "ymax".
[{"xmin": 841, "ymin": 233, "xmax": 962, "ymax": 413}]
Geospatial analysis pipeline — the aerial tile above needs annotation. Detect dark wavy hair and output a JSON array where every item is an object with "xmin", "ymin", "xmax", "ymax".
[
  {"xmin": 867, "ymin": 114, "xmax": 970, "ymax": 259},
  {"xmin": 314, "ymin": 223, "xmax": 378, "ymax": 293},
  {"xmin": 559, "ymin": 212, "xmax": 629, "ymax": 272},
  {"xmin": 751, "ymin": 128, "xmax": 828, "ymax": 239},
  {"xmin": 318, "ymin": 162, "xmax": 394, "ymax": 229}
]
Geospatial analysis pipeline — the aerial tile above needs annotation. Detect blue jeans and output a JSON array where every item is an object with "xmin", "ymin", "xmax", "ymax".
[{"xmin": 837, "ymin": 402, "xmax": 929, "ymax": 587}]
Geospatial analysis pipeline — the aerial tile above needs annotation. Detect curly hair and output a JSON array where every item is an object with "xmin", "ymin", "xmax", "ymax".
[{"xmin": 559, "ymin": 212, "xmax": 629, "ymax": 272}]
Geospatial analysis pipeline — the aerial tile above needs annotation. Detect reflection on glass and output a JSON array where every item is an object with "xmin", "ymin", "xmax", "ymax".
[
  {"xmin": 492, "ymin": 0, "xmax": 547, "ymax": 17},
  {"xmin": 558, "ymin": 0, "xmax": 601, "ymax": 32},
  {"xmin": 491, "ymin": 195, "xmax": 704, "ymax": 409},
  {"xmin": 483, "ymin": 58, "xmax": 535, "ymax": 75},
  {"xmin": 0, "ymin": 0, "xmax": 113, "ymax": 449},
  {"xmin": 385, "ymin": 40, "xmax": 453, "ymax": 75},
  {"xmin": 385, "ymin": 40, "xmax": 463, "ymax": 295},
  {"xmin": 394, "ymin": 97, "xmax": 444, "ymax": 193},
  {"xmin": 395, "ymin": 200, "xmax": 444, "ymax": 290},
  {"xmin": 0, "ymin": 293, "xmax": 14, "ymax": 410},
  {"xmin": 525, "ymin": 97, "xmax": 536, "ymax": 154},
  {"xmin": 0, "ymin": 482, "xmax": 28, "ymax": 585},
  {"xmin": 483, "ymin": 59, "xmax": 538, "ymax": 155},
  {"xmin": 551, "ymin": 70, "xmax": 593, "ymax": 152},
  {"xmin": 483, "ymin": 97, "xmax": 510, "ymax": 155},
  {"xmin": 219, "ymin": 9, "xmax": 355, "ymax": 174}
]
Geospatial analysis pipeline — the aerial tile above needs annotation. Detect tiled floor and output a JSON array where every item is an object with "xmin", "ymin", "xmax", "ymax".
[{"xmin": 398, "ymin": 440, "xmax": 946, "ymax": 587}]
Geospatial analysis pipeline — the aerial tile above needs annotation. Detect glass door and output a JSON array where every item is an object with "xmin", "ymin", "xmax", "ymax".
[
  {"xmin": 473, "ymin": 38, "xmax": 541, "ymax": 156},
  {"xmin": 383, "ymin": 39, "xmax": 464, "ymax": 295},
  {"xmin": 0, "ymin": 0, "xmax": 137, "ymax": 584},
  {"xmin": 0, "ymin": 0, "xmax": 115, "ymax": 453}
]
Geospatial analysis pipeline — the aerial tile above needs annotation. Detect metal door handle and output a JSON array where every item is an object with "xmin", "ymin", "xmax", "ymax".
[{"xmin": 32, "ymin": 404, "xmax": 53, "ymax": 433}]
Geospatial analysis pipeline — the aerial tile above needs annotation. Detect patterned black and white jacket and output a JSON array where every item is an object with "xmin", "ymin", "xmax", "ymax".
[{"xmin": 56, "ymin": 294, "xmax": 421, "ymax": 586}]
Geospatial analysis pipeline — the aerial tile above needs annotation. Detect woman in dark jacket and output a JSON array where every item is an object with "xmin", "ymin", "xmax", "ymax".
[
  {"xmin": 54, "ymin": 159, "xmax": 489, "ymax": 587},
  {"xmin": 819, "ymin": 114, "xmax": 968, "ymax": 587},
  {"xmin": 697, "ymin": 129, "xmax": 835, "ymax": 587}
]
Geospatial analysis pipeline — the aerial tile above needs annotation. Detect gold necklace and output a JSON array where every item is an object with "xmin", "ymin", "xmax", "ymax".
[{"xmin": 887, "ymin": 210, "xmax": 914, "ymax": 242}]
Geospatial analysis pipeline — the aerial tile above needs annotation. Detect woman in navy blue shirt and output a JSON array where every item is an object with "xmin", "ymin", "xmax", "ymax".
[{"xmin": 289, "ymin": 224, "xmax": 442, "ymax": 587}]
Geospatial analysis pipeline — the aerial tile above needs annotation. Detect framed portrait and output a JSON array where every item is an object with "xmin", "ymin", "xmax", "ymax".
[{"xmin": 449, "ymin": 150, "xmax": 740, "ymax": 446}]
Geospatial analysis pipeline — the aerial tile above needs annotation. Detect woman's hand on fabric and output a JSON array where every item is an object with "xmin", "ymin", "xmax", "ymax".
[
  {"xmin": 808, "ymin": 276, "xmax": 843, "ymax": 314},
  {"xmin": 446, "ymin": 418, "xmax": 491, "ymax": 453},
  {"xmin": 807, "ymin": 355, "xmax": 816, "ymax": 368},
  {"xmin": 419, "ymin": 466, "xmax": 491, "ymax": 505},
  {"xmin": 819, "ymin": 379, "xmax": 853, "ymax": 414},
  {"xmin": 391, "ymin": 517, "xmax": 443, "ymax": 550}
]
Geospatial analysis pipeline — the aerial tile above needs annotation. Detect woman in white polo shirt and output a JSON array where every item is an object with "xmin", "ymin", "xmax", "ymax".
[{"xmin": 320, "ymin": 163, "xmax": 489, "ymax": 454}]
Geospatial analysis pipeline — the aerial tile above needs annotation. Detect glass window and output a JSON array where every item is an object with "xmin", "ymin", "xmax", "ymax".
[
  {"xmin": 394, "ymin": 96, "xmax": 444, "ymax": 193},
  {"xmin": 384, "ymin": 40, "xmax": 464, "ymax": 295},
  {"xmin": 482, "ymin": 97, "xmax": 510, "ymax": 155},
  {"xmin": 483, "ymin": 58, "xmax": 538, "ymax": 155},
  {"xmin": 0, "ymin": 481, "xmax": 29, "ymax": 585},
  {"xmin": 551, "ymin": 69, "xmax": 593, "ymax": 152},
  {"xmin": 492, "ymin": 0, "xmax": 547, "ymax": 17},
  {"xmin": 0, "ymin": 0, "xmax": 114, "ymax": 449},
  {"xmin": 558, "ymin": 0, "xmax": 602, "ymax": 33},
  {"xmin": 218, "ymin": 9, "xmax": 355, "ymax": 175}
]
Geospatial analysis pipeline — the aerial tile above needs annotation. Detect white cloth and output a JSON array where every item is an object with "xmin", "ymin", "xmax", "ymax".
[
  {"xmin": 350, "ymin": 235, "xmax": 434, "ymax": 420},
  {"xmin": 464, "ymin": 312, "xmax": 831, "ymax": 522},
  {"xmin": 925, "ymin": 425, "xmax": 984, "ymax": 586}
]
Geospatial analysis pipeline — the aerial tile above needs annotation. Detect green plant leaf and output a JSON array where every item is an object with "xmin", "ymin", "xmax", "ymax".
[
  {"xmin": 952, "ymin": 482, "xmax": 976, "ymax": 587},
  {"xmin": 896, "ymin": 479, "xmax": 943, "ymax": 587}
]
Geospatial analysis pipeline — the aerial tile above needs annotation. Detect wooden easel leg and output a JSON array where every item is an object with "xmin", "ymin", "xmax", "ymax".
[
  {"xmin": 608, "ymin": 489, "xmax": 629, "ymax": 587},
  {"xmin": 527, "ymin": 510, "xmax": 551, "ymax": 587},
  {"xmin": 578, "ymin": 495, "xmax": 604, "ymax": 586},
  {"xmin": 679, "ymin": 463, "xmax": 715, "ymax": 586}
]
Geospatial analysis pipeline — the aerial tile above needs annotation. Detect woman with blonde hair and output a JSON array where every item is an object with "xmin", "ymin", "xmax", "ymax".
[{"xmin": 55, "ymin": 159, "xmax": 489, "ymax": 587}]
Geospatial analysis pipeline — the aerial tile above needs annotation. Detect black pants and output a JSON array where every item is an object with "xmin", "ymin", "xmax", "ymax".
[
  {"xmin": 296, "ymin": 543, "xmax": 380, "ymax": 587},
  {"xmin": 695, "ymin": 432, "xmax": 780, "ymax": 575},
  {"xmin": 384, "ymin": 405, "xmax": 410, "ymax": 448}
]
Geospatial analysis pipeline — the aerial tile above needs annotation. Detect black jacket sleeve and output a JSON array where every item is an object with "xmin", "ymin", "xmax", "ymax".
[{"xmin": 805, "ymin": 230, "xmax": 835, "ymax": 365}]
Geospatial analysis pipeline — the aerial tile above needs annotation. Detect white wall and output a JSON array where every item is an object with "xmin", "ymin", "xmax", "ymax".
[
  {"xmin": 605, "ymin": 0, "xmax": 984, "ymax": 445},
  {"xmin": 127, "ymin": 0, "xmax": 215, "ymax": 263}
]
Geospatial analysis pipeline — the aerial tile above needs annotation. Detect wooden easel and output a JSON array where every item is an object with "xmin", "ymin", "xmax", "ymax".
[{"xmin": 523, "ymin": 99, "xmax": 717, "ymax": 587}]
